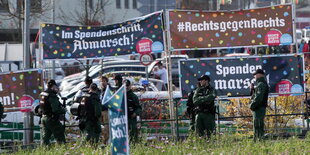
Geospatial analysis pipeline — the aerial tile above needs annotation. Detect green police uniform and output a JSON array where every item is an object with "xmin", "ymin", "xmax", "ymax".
[
  {"xmin": 193, "ymin": 85, "xmax": 216, "ymax": 137},
  {"xmin": 186, "ymin": 90, "xmax": 196, "ymax": 132},
  {"xmin": 79, "ymin": 92, "xmax": 102, "ymax": 143},
  {"xmin": 249, "ymin": 77, "xmax": 269, "ymax": 141},
  {"xmin": 127, "ymin": 89, "xmax": 142, "ymax": 142},
  {"xmin": 41, "ymin": 89, "xmax": 66, "ymax": 145}
]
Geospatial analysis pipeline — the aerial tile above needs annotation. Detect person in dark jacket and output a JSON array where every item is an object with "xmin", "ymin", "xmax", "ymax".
[
  {"xmin": 193, "ymin": 75, "xmax": 217, "ymax": 138},
  {"xmin": 249, "ymin": 69, "xmax": 269, "ymax": 141},
  {"xmin": 40, "ymin": 79, "xmax": 66, "ymax": 145},
  {"xmin": 126, "ymin": 80, "xmax": 142, "ymax": 142},
  {"xmin": 79, "ymin": 83, "xmax": 102, "ymax": 144}
]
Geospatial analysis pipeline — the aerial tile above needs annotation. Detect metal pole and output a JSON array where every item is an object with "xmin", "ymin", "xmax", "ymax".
[
  {"xmin": 145, "ymin": 66, "xmax": 149, "ymax": 91},
  {"xmin": 175, "ymin": 99, "xmax": 179, "ymax": 141},
  {"xmin": 51, "ymin": 0, "xmax": 56, "ymax": 80},
  {"xmin": 293, "ymin": 3, "xmax": 298, "ymax": 53},
  {"xmin": 306, "ymin": 92, "xmax": 309, "ymax": 130},
  {"xmin": 164, "ymin": 10, "xmax": 176, "ymax": 139},
  {"xmin": 23, "ymin": 0, "xmax": 31, "ymax": 145},
  {"xmin": 274, "ymin": 97, "xmax": 278, "ymax": 134},
  {"xmin": 217, "ymin": 98, "xmax": 220, "ymax": 135}
]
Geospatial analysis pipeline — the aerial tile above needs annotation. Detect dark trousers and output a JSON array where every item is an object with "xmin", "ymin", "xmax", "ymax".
[
  {"xmin": 253, "ymin": 107, "xmax": 266, "ymax": 141},
  {"xmin": 41, "ymin": 116, "xmax": 65, "ymax": 145},
  {"xmin": 195, "ymin": 112, "xmax": 215, "ymax": 137}
]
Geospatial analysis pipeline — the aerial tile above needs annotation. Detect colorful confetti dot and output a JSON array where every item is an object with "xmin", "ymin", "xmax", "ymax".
[
  {"xmin": 115, "ymin": 95, "xmax": 120, "ymax": 100},
  {"xmin": 284, "ymin": 12, "xmax": 289, "ymax": 16},
  {"xmin": 113, "ymin": 102, "xmax": 119, "ymax": 107}
]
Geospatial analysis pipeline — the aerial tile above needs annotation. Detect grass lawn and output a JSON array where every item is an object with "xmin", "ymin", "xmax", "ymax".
[{"xmin": 7, "ymin": 133, "xmax": 310, "ymax": 155}]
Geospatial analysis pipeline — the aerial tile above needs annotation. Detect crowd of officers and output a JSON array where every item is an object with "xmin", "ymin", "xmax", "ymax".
[
  {"xmin": 2, "ymin": 68, "xmax": 268, "ymax": 145},
  {"xmin": 39, "ymin": 74, "xmax": 141, "ymax": 146},
  {"xmin": 186, "ymin": 69, "xmax": 269, "ymax": 141}
]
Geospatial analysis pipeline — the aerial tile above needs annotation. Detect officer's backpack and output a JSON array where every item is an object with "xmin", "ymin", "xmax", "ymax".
[
  {"xmin": 39, "ymin": 92, "xmax": 52, "ymax": 115},
  {"xmin": 79, "ymin": 94, "xmax": 95, "ymax": 120}
]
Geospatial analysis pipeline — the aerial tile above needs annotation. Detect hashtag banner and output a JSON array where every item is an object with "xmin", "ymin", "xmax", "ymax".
[
  {"xmin": 179, "ymin": 54, "xmax": 304, "ymax": 98},
  {"xmin": 168, "ymin": 4, "xmax": 294, "ymax": 50},
  {"xmin": 41, "ymin": 11, "xmax": 164, "ymax": 59}
]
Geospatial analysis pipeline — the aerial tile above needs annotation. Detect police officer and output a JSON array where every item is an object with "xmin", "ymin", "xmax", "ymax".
[
  {"xmin": 74, "ymin": 76, "xmax": 93, "ymax": 102},
  {"xmin": 193, "ymin": 75, "xmax": 216, "ymax": 138},
  {"xmin": 79, "ymin": 83, "xmax": 102, "ymax": 144},
  {"xmin": 249, "ymin": 69, "xmax": 269, "ymax": 141},
  {"xmin": 126, "ymin": 80, "xmax": 142, "ymax": 142},
  {"xmin": 186, "ymin": 82, "xmax": 200, "ymax": 132},
  {"xmin": 40, "ymin": 79, "xmax": 66, "ymax": 145}
]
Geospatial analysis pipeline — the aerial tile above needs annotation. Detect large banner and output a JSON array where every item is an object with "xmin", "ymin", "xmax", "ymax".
[
  {"xmin": 179, "ymin": 54, "xmax": 304, "ymax": 98},
  {"xmin": 42, "ymin": 11, "xmax": 164, "ymax": 59},
  {"xmin": 103, "ymin": 85, "xmax": 129, "ymax": 155},
  {"xmin": 0, "ymin": 70, "xmax": 43, "ymax": 112},
  {"xmin": 168, "ymin": 4, "xmax": 294, "ymax": 50}
]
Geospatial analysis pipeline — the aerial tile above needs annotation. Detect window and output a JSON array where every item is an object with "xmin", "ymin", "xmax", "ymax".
[
  {"xmin": 125, "ymin": 0, "xmax": 129, "ymax": 9},
  {"xmin": 133, "ymin": 0, "xmax": 137, "ymax": 8},
  {"xmin": 116, "ymin": 0, "xmax": 121, "ymax": 8},
  {"xmin": 0, "ymin": 0, "xmax": 9, "ymax": 12},
  {"xmin": 30, "ymin": 0, "xmax": 42, "ymax": 12}
]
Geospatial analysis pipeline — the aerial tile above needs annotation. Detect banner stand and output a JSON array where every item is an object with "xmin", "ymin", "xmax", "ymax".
[{"xmin": 164, "ymin": 9, "xmax": 177, "ymax": 140}]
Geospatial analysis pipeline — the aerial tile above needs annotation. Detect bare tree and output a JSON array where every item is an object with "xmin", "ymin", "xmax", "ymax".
[
  {"xmin": 59, "ymin": 0, "xmax": 110, "ymax": 26},
  {"xmin": 0, "ymin": 0, "xmax": 52, "ymax": 42}
]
